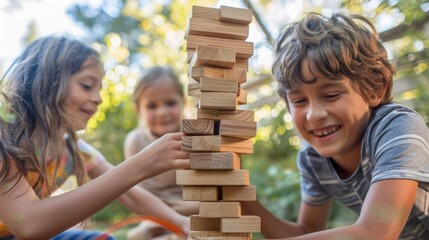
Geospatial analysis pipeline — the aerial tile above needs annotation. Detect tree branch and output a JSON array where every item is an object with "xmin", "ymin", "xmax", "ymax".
[{"xmin": 242, "ymin": 0, "xmax": 275, "ymax": 48}]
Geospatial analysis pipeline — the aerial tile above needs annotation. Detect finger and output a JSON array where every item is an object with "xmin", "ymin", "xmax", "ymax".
[
  {"xmin": 172, "ymin": 141, "xmax": 183, "ymax": 150},
  {"xmin": 169, "ymin": 132, "xmax": 184, "ymax": 140},
  {"xmin": 174, "ymin": 159, "xmax": 190, "ymax": 169},
  {"xmin": 175, "ymin": 151, "xmax": 189, "ymax": 159}
]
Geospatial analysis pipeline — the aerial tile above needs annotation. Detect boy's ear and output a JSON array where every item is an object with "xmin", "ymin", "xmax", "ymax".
[{"xmin": 367, "ymin": 85, "xmax": 387, "ymax": 107}]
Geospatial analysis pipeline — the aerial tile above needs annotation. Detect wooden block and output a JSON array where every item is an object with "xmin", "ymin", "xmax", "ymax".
[
  {"xmin": 220, "ymin": 6, "xmax": 252, "ymax": 24},
  {"xmin": 187, "ymin": 51, "xmax": 195, "ymax": 63},
  {"xmin": 181, "ymin": 136, "xmax": 253, "ymax": 154},
  {"xmin": 188, "ymin": 231, "xmax": 251, "ymax": 240},
  {"xmin": 235, "ymin": 59, "xmax": 248, "ymax": 70},
  {"xmin": 200, "ymin": 77, "xmax": 239, "ymax": 93},
  {"xmin": 237, "ymin": 89, "xmax": 247, "ymax": 105},
  {"xmin": 182, "ymin": 119, "xmax": 215, "ymax": 135},
  {"xmin": 200, "ymin": 92, "xmax": 237, "ymax": 110},
  {"xmin": 190, "ymin": 66, "xmax": 247, "ymax": 83},
  {"xmin": 199, "ymin": 202, "xmax": 241, "ymax": 218},
  {"xmin": 188, "ymin": 18, "xmax": 249, "ymax": 40},
  {"xmin": 189, "ymin": 46, "xmax": 236, "ymax": 69},
  {"xmin": 187, "ymin": 35, "xmax": 254, "ymax": 59},
  {"xmin": 197, "ymin": 109, "xmax": 255, "ymax": 122},
  {"xmin": 188, "ymin": 82, "xmax": 200, "ymax": 97},
  {"xmin": 192, "ymin": 6, "xmax": 220, "ymax": 21},
  {"xmin": 221, "ymin": 216, "xmax": 261, "ymax": 233},
  {"xmin": 190, "ymin": 215, "xmax": 220, "ymax": 231},
  {"xmin": 183, "ymin": 186, "xmax": 220, "ymax": 201},
  {"xmin": 222, "ymin": 186, "xmax": 257, "ymax": 201},
  {"xmin": 176, "ymin": 170, "xmax": 249, "ymax": 186},
  {"xmin": 219, "ymin": 120, "xmax": 256, "ymax": 139},
  {"xmin": 190, "ymin": 152, "xmax": 241, "ymax": 170}
]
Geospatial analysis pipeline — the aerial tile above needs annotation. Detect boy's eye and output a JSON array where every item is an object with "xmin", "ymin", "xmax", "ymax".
[
  {"xmin": 324, "ymin": 93, "xmax": 341, "ymax": 100},
  {"xmin": 289, "ymin": 98, "xmax": 307, "ymax": 106}
]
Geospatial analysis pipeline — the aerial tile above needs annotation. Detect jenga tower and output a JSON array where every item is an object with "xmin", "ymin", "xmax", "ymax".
[{"xmin": 177, "ymin": 5, "xmax": 260, "ymax": 240}]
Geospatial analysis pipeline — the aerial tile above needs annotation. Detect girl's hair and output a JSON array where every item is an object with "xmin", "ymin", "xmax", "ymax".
[
  {"xmin": 132, "ymin": 66, "xmax": 183, "ymax": 110},
  {"xmin": 0, "ymin": 36, "xmax": 99, "ymax": 196},
  {"xmin": 272, "ymin": 12, "xmax": 395, "ymax": 104}
]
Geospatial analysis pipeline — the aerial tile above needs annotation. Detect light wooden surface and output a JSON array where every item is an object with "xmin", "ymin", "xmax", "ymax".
[
  {"xmin": 219, "ymin": 120, "xmax": 256, "ymax": 139},
  {"xmin": 197, "ymin": 109, "xmax": 255, "ymax": 122},
  {"xmin": 182, "ymin": 119, "xmax": 215, "ymax": 135},
  {"xmin": 200, "ymin": 92, "xmax": 237, "ymax": 110},
  {"xmin": 190, "ymin": 215, "xmax": 221, "ymax": 231},
  {"xmin": 187, "ymin": 34, "xmax": 254, "ymax": 59},
  {"xmin": 181, "ymin": 135, "xmax": 253, "ymax": 154},
  {"xmin": 221, "ymin": 216, "xmax": 261, "ymax": 233},
  {"xmin": 190, "ymin": 66, "xmax": 247, "ymax": 83},
  {"xmin": 237, "ymin": 88, "xmax": 247, "ymax": 105},
  {"xmin": 199, "ymin": 202, "xmax": 241, "ymax": 218},
  {"xmin": 188, "ymin": 45, "xmax": 236, "ymax": 69},
  {"xmin": 222, "ymin": 185, "xmax": 257, "ymax": 201},
  {"xmin": 191, "ymin": 5, "xmax": 220, "ymax": 20},
  {"xmin": 183, "ymin": 186, "xmax": 220, "ymax": 201},
  {"xmin": 188, "ymin": 17, "xmax": 249, "ymax": 40},
  {"xmin": 176, "ymin": 170, "xmax": 250, "ymax": 186},
  {"xmin": 220, "ymin": 5, "xmax": 253, "ymax": 24},
  {"xmin": 190, "ymin": 152, "xmax": 241, "ymax": 170},
  {"xmin": 188, "ymin": 231, "xmax": 252, "ymax": 240},
  {"xmin": 200, "ymin": 77, "xmax": 239, "ymax": 93}
]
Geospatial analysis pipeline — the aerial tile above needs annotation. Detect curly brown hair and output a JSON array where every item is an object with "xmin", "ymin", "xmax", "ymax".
[{"xmin": 272, "ymin": 12, "xmax": 395, "ymax": 105}]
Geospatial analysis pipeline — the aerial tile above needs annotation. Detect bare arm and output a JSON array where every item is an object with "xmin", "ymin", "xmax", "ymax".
[
  {"xmin": 0, "ymin": 132, "xmax": 189, "ymax": 239},
  {"xmin": 285, "ymin": 179, "xmax": 417, "ymax": 240},
  {"xmin": 242, "ymin": 198, "xmax": 331, "ymax": 238},
  {"xmin": 87, "ymin": 157, "xmax": 189, "ymax": 233}
]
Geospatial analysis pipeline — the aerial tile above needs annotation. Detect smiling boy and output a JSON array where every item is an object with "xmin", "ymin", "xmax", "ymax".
[{"xmin": 243, "ymin": 13, "xmax": 429, "ymax": 239}]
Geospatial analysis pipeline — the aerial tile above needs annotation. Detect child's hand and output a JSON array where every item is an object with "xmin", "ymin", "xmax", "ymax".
[{"xmin": 134, "ymin": 132, "xmax": 189, "ymax": 178}]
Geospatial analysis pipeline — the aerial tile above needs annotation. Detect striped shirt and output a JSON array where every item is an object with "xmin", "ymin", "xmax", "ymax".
[{"xmin": 298, "ymin": 103, "xmax": 429, "ymax": 239}]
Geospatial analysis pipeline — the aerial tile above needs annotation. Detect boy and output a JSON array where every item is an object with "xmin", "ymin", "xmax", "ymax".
[{"xmin": 243, "ymin": 13, "xmax": 429, "ymax": 239}]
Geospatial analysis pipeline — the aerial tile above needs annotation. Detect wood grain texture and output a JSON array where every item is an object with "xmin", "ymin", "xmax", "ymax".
[
  {"xmin": 199, "ymin": 202, "xmax": 241, "ymax": 218},
  {"xmin": 181, "ymin": 136, "xmax": 253, "ymax": 154},
  {"xmin": 183, "ymin": 186, "xmax": 220, "ymax": 201},
  {"xmin": 188, "ymin": 17, "xmax": 249, "ymax": 40},
  {"xmin": 176, "ymin": 170, "xmax": 249, "ymax": 186},
  {"xmin": 219, "ymin": 120, "xmax": 256, "ymax": 139},
  {"xmin": 237, "ymin": 88, "xmax": 247, "ymax": 105},
  {"xmin": 188, "ymin": 231, "xmax": 251, "ymax": 240},
  {"xmin": 199, "ymin": 92, "xmax": 237, "ymax": 110},
  {"xmin": 188, "ymin": 82, "xmax": 200, "ymax": 97},
  {"xmin": 187, "ymin": 34, "xmax": 254, "ymax": 59},
  {"xmin": 200, "ymin": 77, "xmax": 239, "ymax": 93},
  {"xmin": 190, "ymin": 152, "xmax": 241, "ymax": 170},
  {"xmin": 190, "ymin": 66, "xmax": 247, "ymax": 83},
  {"xmin": 188, "ymin": 46, "xmax": 236, "ymax": 69},
  {"xmin": 222, "ymin": 185, "xmax": 256, "ymax": 201},
  {"xmin": 182, "ymin": 119, "xmax": 215, "ymax": 135},
  {"xmin": 220, "ymin": 5, "xmax": 253, "ymax": 24},
  {"xmin": 197, "ymin": 109, "xmax": 255, "ymax": 122},
  {"xmin": 191, "ymin": 5, "xmax": 220, "ymax": 21},
  {"xmin": 190, "ymin": 215, "xmax": 220, "ymax": 231},
  {"xmin": 221, "ymin": 216, "xmax": 261, "ymax": 233}
]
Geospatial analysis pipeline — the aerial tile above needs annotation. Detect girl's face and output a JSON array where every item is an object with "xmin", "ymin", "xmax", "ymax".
[
  {"xmin": 137, "ymin": 79, "xmax": 183, "ymax": 137},
  {"xmin": 62, "ymin": 57, "xmax": 104, "ymax": 130}
]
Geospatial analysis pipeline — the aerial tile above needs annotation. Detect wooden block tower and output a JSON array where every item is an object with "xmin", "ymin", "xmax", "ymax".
[{"xmin": 177, "ymin": 5, "xmax": 260, "ymax": 240}]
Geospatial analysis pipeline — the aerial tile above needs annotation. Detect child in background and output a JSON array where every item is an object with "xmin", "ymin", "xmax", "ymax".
[
  {"xmin": 124, "ymin": 67, "xmax": 199, "ymax": 240},
  {"xmin": 0, "ymin": 36, "xmax": 190, "ymax": 239},
  {"xmin": 242, "ymin": 12, "xmax": 429, "ymax": 239}
]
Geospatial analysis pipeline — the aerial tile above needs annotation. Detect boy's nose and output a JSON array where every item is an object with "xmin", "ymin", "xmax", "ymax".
[
  {"xmin": 92, "ymin": 91, "xmax": 103, "ymax": 105},
  {"xmin": 306, "ymin": 102, "xmax": 328, "ymax": 122}
]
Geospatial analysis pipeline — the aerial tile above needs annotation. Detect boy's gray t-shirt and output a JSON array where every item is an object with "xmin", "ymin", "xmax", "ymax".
[{"xmin": 298, "ymin": 103, "xmax": 429, "ymax": 239}]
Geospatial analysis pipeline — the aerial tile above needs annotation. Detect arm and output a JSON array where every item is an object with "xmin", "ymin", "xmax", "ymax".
[
  {"xmin": 87, "ymin": 157, "xmax": 189, "ymax": 233},
  {"xmin": 0, "ymin": 132, "xmax": 188, "ymax": 239},
  {"xmin": 284, "ymin": 179, "xmax": 417, "ymax": 240},
  {"xmin": 242, "ymin": 198, "xmax": 331, "ymax": 238}
]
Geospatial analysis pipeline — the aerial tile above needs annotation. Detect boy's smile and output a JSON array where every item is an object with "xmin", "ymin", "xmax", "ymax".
[{"xmin": 286, "ymin": 60, "xmax": 382, "ymax": 176}]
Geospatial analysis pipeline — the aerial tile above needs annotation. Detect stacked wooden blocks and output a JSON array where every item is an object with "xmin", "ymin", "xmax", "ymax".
[{"xmin": 177, "ymin": 5, "xmax": 260, "ymax": 240}]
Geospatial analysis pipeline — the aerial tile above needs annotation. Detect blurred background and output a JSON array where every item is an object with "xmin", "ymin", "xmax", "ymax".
[{"xmin": 1, "ymin": 0, "xmax": 429, "ymax": 238}]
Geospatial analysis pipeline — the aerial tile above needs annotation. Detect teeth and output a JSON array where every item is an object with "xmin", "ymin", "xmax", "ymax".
[{"xmin": 312, "ymin": 126, "xmax": 339, "ymax": 137}]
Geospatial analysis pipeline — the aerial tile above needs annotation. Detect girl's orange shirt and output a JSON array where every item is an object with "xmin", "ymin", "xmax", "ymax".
[{"xmin": 0, "ymin": 140, "xmax": 105, "ymax": 237}]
